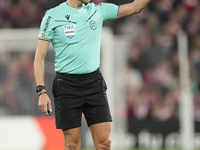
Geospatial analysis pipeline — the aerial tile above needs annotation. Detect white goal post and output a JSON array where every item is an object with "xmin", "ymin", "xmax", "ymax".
[{"xmin": 178, "ymin": 30, "xmax": 195, "ymax": 150}]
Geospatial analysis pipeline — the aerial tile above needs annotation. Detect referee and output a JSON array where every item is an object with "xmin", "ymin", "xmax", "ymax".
[{"xmin": 34, "ymin": 0, "xmax": 150, "ymax": 149}]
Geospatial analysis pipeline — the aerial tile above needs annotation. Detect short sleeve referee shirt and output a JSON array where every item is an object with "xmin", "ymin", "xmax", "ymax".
[{"xmin": 38, "ymin": 2, "xmax": 119, "ymax": 74}]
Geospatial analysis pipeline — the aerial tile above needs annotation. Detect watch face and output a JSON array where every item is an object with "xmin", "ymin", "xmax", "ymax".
[
  {"xmin": 36, "ymin": 87, "xmax": 40, "ymax": 93},
  {"xmin": 36, "ymin": 86, "xmax": 45, "ymax": 93}
]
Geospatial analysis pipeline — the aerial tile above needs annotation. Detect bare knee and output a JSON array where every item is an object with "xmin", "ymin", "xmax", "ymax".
[
  {"xmin": 62, "ymin": 128, "xmax": 81, "ymax": 150},
  {"xmin": 64, "ymin": 138, "xmax": 80, "ymax": 150},
  {"xmin": 65, "ymin": 141, "xmax": 77, "ymax": 150},
  {"xmin": 98, "ymin": 137, "xmax": 111, "ymax": 150},
  {"xmin": 90, "ymin": 122, "xmax": 111, "ymax": 150}
]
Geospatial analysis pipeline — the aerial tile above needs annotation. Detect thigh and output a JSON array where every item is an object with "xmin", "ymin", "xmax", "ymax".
[{"xmin": 89, "ymin": 122, "xmax": 111, "ymax": 145}]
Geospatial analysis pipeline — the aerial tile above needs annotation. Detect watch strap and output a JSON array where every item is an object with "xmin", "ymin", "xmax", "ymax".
[{"xmin": 38, "ymin": 92, "xmax": 47, "ymax": 96}]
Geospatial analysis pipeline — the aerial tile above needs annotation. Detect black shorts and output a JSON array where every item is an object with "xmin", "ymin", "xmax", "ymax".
[{"xmin": 52, "ymin": 69, "xmax": 112, "ymax": 130}]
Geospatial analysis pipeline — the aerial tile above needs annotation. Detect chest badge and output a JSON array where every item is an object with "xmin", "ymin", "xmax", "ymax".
[
  {"xmin": 89, "ymin": 20, "xmax": 97, "ymax": 30},
  {"xmin": 63, "ymin": 25, "xmax": 76, "ymax": 39}
]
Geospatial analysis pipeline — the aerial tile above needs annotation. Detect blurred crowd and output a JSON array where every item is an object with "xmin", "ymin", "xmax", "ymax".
[
  {"xmin": 122, "ymin": 0, "xmax": 200, "ymax": 121},
  {"xmin": 0, "ymin": 50, "xmax": 37, "ymax": 115},
  {"xmin": 0, "ymin": 0, "xmax": 47, "ymax": 28},
  {"xmin": 0, "ymin": 0, "xmax": 200, "ymax": 121}
]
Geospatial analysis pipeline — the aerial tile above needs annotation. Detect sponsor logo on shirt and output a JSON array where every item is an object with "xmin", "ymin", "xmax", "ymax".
[
  {"xmin": 63, "ymin": 24, "xmax": 76, "ymax": 39},
  {"xmin": 65, "ymin": 15, "xmax": 70, "ymax": 20}
]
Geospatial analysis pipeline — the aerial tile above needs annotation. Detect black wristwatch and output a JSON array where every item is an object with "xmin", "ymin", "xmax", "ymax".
[{"xmin": 36, "ymin": 85, "xmax": 45, "ymax": 93}]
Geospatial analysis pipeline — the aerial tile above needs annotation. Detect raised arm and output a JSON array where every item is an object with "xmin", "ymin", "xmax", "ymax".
[
  {"xmin": 117, "ymin": 0, "xmax": 150, "ymax": 19},
  {"xmin": 34, "ymin": 39, "xmax": 52, "ymax": 116}
]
